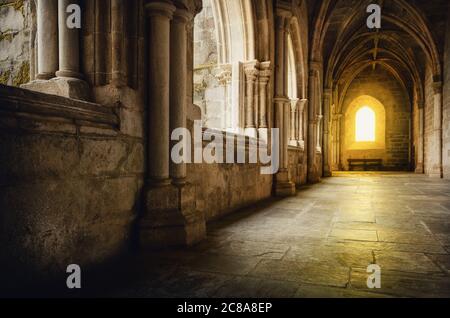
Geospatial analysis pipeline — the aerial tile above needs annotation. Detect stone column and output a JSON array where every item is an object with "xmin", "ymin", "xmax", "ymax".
[
  {"xmin": 146, "ymin": 1, "xmax": 175, "ymax": 186},
  {"xmin": 297, "ymin": 99, "xmax": 307, "ymax": 149},
  {"xmin": 331, "ymin": 113, "xmax": 341, "ymax": 171},
  {"xmin": 56, "ymin": 0, "xmax": 81, "ymax": 79},
  {"xmin": 316, "ymin": 114, "xmax": 323, "ymax": 151},
  {"xmin": 258, "ymin": 62, "xmax": 271, "ymax": 143},
  {"xmin": 169, "ymin": 8, "xmax": 192, "ymax": 185},
  {"xmin": 111, "ymin": 0, "xmax": 125, "ymax": 87},
  {"xmin": 140, "ymin": 2, "xmax": 206, "ymax": 249},
  {"xmin": 36, "ymin": 0, "xmax": 58, "ymax": 80},
  {"xmin": 23, "ymin": 0, "xmax": 89, "ymax": 100},
  {"xmin": 307, "ymin": 64, "xmax": 320, "ymax": 183},
  {"xmin": 322, "ymin": 89, "xmax": 332, "ymax": 177},
  {"xmin": 431, "ymin": 81, "xmax": 443, "ymax": 178},
  {"xmin": 244, "ymin": 62, "xmax": 259, "ymax": 138},
  {"xmin": 289, "ymin": 98, "xmax": 299, "ymax": 146},
  {"xmin": 416, "ymin": 107, "xmax": 424, "ymax": 173},
  {"xmin": 273, "ymin": 10, "xmax": 295, "ymax": 196}
]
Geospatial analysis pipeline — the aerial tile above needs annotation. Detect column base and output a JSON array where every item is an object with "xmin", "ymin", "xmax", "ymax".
[
  {"xmin": 21, "ymin": 77, "xmax": 90, "ymax": 101},
  {"xmin": 415, "ymin": 163, "xmax": 424, "ymax": 174},
  {"xmin": 275, "ymin": 170, "xmax": 295, "ymax": 197},
  {"xmin": 298, "ymin": 140, "xmax": 305, "ymax": 149},
  {"xmin": 139, "ymin": 183, "xmax": 206, "ymax": 249},
  {"xmin": 288, "ymin": 139, "xmax": 298, "ymax": 147},
  {"xmin": 308, "ymin": 166, "xmax": 321, "ymax": 184},
  {"xmin": 323, "ymin": 170, "xmax": 332, "ymax": 177}
]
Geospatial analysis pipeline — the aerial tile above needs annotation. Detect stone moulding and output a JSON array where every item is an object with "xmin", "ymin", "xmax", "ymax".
[{"xmin": 0, "ymin": 84, "xmax": 119, "ymax": 128}]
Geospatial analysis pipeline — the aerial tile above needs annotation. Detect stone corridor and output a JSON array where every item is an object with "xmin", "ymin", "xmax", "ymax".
[{"xmin": 78, "ymin": 173, "xmax": 450, "ymax": 298}]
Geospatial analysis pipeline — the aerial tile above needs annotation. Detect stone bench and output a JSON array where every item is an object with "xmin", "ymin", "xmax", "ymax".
[{"xmin": 348, "ymin": 159, "xmax": 383, "ymax": 171}]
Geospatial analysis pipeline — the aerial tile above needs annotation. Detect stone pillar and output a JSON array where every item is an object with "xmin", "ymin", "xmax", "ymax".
[
  {"xmin": 258, "ymin": 62, "xmax": 271, "ymax": 143},
  {"xmin": 23, "ymin": 0, "xmax": 89, "ymax": 100},
  {"xmin": 307, "ymin": 63, "xmax": 320, "ymax": 183},
  {"xmin": 146, "ymin": 2, "xmax": 175, "ymax": 186},
  {"xmin": 331, "ymin": 113, "xmax": 343, "ymax": 171},
  {"xmin": 316, "ymin": 114, "xmax": 323, "ymax": 151},
  {"xmin": 416, "ymin": 107, "xmax": 425, "ymax": 173},
  {"xmin": 244, "ymin": 62, "xmax": 259, "ymax": 138},
  {"xmin": 322, "ymin": 89, "xmax": 332, "ymax": 177},
  {"xmin": 273, "ymin": 10, "xmax": 295, "ymax": 196},
  {"xmin": 289, "ymin": 98, "xmax": 299, "ymax": 146},
  {"xmin": 169, "ymin": 8, "xmax": 192, "ymax": 185},
  {"xmin": 430, "ymin": 82, "xmax": 443, "ymax": 178},
  {"xmin": 297, "ymin": 99, "xmax": 307, "ymax": 149},
  {"xmin": 56, "ymin": 0, "xmax": 81, "ymax": 79},
  {"xmin": 140, "ymin": 2, "xmax": 206, "ymax": 249},
  {"xmin": 111, "ymin": 0, "xmax": 125, "ymax": 87},
  {"xmin": 36, "ymin": 0, "xmax": 58, "ymax": 80}
]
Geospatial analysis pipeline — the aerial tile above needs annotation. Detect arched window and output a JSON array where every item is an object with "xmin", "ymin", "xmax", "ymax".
[
  {"xmin": 355, "ymin": 106, "xmax": 376, "ymax": 142},
  {"xmin": 193, "ymin": 0, "xmax": 255, "ymax": 133}
]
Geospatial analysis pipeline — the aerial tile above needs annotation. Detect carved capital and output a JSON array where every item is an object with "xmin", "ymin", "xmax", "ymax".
[{"xmin": 145, "ymin": 1, "xmax": 176, "ymax": 19}]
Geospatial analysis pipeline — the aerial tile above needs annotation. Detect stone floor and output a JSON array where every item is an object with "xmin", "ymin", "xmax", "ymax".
[{"xmin": 90, "ymin": 172, "xmax": 450, "ymax": 298}]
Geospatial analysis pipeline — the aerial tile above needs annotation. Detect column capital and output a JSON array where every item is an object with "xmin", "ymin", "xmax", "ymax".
[
  {"xmin": 216, "ymin": 65, "xmax": 232, "ymax": 86},
  {"xmin": 244, "ymin": 60, "xmax": 259, "ymax": 81},
  {"xmin": 145, "ymin": 1, "xmax": 176, "ymax": 19},
  {"xmin": 324, "ymin": 88, "xmax": 332, "ymax": 96},
  {"xmin": 298, "ymin": 99, "xmax": 307, "ymax": 111},
  {"xmin": 258, "ymin": 61, "xmax": 272, "ymax": 81},
  {"xmin": 433, "ymin": 81, "xmax": 442, "ymax": 94},
  {"xmin": 290, "ymin": 98, "xmax": 299, "ymax": 111},
  {"xmin": 173, "ymin": 8, "xmax": 193, "ymax": 23}
]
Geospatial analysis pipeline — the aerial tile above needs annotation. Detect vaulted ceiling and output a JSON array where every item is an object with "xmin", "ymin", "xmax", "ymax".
[{"xmin": 308, "ymin": 0, "xmax": 449, "ymax": 108}]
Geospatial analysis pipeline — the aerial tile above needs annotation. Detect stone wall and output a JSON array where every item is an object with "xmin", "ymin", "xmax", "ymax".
[
  {"xmin": 0, "ymin": 85, "xmax": 145, "ymax": 287},
  {"xmin": 186, "ymin": 108, "xmax": 273, "ymax": 222},
  {"xmin": 0, "ymin": 0, "xmax": 32, "ymax": 86},
  {"xmin": 341, "ymin": 67, "xmax": 411, "ymax": 170},
  {"xmin": 288, "ymin": 147, "xmax": 307, "ymax": 186}
]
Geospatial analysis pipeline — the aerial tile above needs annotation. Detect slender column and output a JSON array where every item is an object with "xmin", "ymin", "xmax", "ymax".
[
  {"xmin": 416, "ymin": 106, "xmax": 424, "ymax": 173},
  {"xmin": 36, "ymin": 0, "xmax": 58, "ymax": 80},
  {"xmin": 431, "ymin": 82, "xmax": 443, "ymax": 178},
  {"xmin": 170, "ymin": 8, "xmax": 192, "ymax": 185},
  {"xmin": 323, "ymin": 89, "xmax": 332, "ymax": 177},
  {"xmin": 111, "ymin": 0, "xmax": 125, "ymax": 86},
  {"xmin": 258, "ymin": 74, "xmax": 269, "ymax": 128},
  {"xmin": 258, "ymin": 62, "xmax": 271, "ymax": 143},
  {"xmin": 297, "ymin": 99, "xmax": 307, "ymax": 148},
  {"xmin": 244, "ymin": 63, "xmax": 258, "ymax": 138},
  {"xmin": 274, "ymin": 14, "xmax": 287, "ymax": 171},
  {"xmin": 307, "ymin": 65, "xmax": 319, "ymax": 182},
  {"xmin": 55, "ymin": 0, "xmax": 81, "ymax": 78},
  {"xmin": 273, "ymin": 9, "xmax": 295, "ymax": 196},
  {"xmin": 289, "ymin": 99, "xmax": 299, "ymax": 146},
  {"xmin": 316, "ymin": 114, "xmax": 323, "ymax": 151},
  {"xmin": 146, "ymin": 2, "xmax": 176, "ymax": 186}
]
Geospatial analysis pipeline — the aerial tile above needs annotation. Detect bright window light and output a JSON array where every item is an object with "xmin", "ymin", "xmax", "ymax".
[{"xmin": 355, "ymin": 106, "xmax": 375, "ymax": 142}]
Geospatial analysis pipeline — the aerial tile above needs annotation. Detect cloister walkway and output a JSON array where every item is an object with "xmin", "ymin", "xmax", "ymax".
[{"xmin": 91, "ymin": 173, "xmax": 450, "ymax": 298}]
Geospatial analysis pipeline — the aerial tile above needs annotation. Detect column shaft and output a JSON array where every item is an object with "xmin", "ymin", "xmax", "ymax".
[
  {"xmin": 146, "ymin": 2, "xmax": 175, "ymax": 185},
  {"xmin": 170, "ymin": 9, "xmax": 191, "ymax": 185},
  {"xmin": 37, "ymin": 0, "xmax": 58, "ymax": 80},
  {"xmin": 56, "ymin": 0, "xmax": 81, "ymax": 78},
  {"xmin": 111, "ymin": 0, "xmax": 124, "ymax": 86}
]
